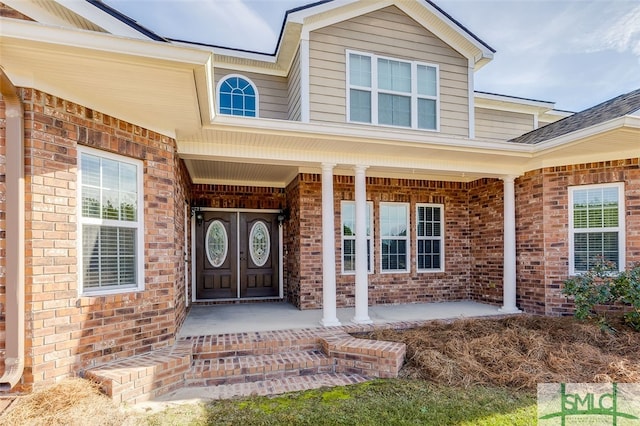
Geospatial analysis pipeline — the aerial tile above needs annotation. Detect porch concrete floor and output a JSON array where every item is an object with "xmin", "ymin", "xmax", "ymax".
[{"xmin": 178, "ymin": 300, "xmax": 504, "ymax": 337}]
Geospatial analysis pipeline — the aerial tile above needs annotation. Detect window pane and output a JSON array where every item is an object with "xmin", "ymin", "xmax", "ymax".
[
  {"xmin": 350, "ymin": 89, "xmax": 371, "ymax": 123},
  {"xmin": 342, "ymin": 203, "xmax": 355, "ymax": 236},
  {"xmin": 381, "ymin": 204, "xmax": 407, "ymax": 237},
  {"xmin": 418, "ymin": 98, "xmax": 437, "ymax": 130},
  {"xmin": 417, "ymin": 65, "xmax": 437, "ymax": 96},
  {"xmin": 81, "ymin": 154, "xmax": 100, "ymax": 187},
  {"xmin": 379, "ymin": 93, "xmax": 411, "ymax": 127},
  {"xmin": 343, "ymin": 239, "xmax": 355, "ymax": 272},
  {"xmin": 82, "ymin": 187, "xmax": 100, "ymax": 218},
  {"xmin": 349, "ymin": 54, "xmax": 371, "ymax": 87},
  {"xmin": 378, "ymin": 59, "xmax": 411, "ymax": 92},
  {"xmin": 102, "ymin": 190, "xmax": 119, "ymax": 220},
  {"xmin": 573, "ymin": 231, "xmax": 619, "ymax": 272}
]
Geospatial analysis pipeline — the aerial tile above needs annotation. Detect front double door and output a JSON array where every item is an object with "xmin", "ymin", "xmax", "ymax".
[{"xmin": 196, "ymin": 211, "xmax": 280, "ymax": 300}]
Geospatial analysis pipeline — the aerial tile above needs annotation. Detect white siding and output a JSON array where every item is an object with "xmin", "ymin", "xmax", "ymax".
[
  {"xmin": 308, "ymin": 6, "xmax": 469, "ymax": 136},
  {"xmin": 214, "ymin": 68, "xmax": 288, "ymax": 120},
  {"xmin": 475, "ymin": 108, "xmax": 535, "ymax": 140}
]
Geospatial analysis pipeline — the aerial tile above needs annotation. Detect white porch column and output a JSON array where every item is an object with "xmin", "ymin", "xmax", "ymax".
[
  {"xmin": 499, "ymin": 175, "xmax": 522, "ymax": 313},
  {"xmin": 352, "ymin": 165, "xmax": 372, "ymax": 324},
  {"xmin": 320, "ymin": 163, "xmax": 341, "ymax": 326}
]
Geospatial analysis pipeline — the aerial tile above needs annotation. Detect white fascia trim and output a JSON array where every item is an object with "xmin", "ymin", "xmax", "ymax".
[
  {"xmin": 211, "ymin": 47, "xmax": 278, "ymax": 64},
  {"xmin": 468, "ymin": 61, "xmax": 475, "ymax": 139},
  {"xmin": 287, "ymin": 0, "xmax": 361, "ymax": 24},
  {"xmin": 56, "ymin": 0, "xmax": 150, "ymax": 39},
  {"xmin": 205, "ymin": 115, "xmax": 535, "ymax": 156},
  {"xmin": 297, "ymin": 0, "xmax": 393, "ymax": 37},
  {"xmin": 1, "ymin": 18, "xmax": 212, "ymax": 65},
  {"xmin": 475, "ymin": 92, "xmax": 555, "ymax": 113},
  {"xmin": 531, "ymin": 116, "xmax": 640, "ymax": 154},
  {"xmin": 394, "ymin": 1, "xmax": 494, "ymax": 61}
]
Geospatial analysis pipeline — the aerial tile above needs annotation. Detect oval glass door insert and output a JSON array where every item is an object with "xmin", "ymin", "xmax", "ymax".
[
  {"xmin": 205, "ymin": 220, "xmax": 228, "ymax": 267},
  {"xmin": 249, "ymin": 221, "xmax": 270, "ymax": 267}
]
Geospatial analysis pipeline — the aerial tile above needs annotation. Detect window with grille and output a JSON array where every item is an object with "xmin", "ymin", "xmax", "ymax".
[
  {"xmin": 416, "ymin": 204, "xmax": 444, "ymax": 272},
  {"xmin": 218, "ymin": 75, "xmax": 258, "ymax": 117},
  {"xmin": 569, "ymin": 183, "xmax": 625, "ymax": 274},
  {"xmin": 78, "ymin": 147, "xmax": 144, "ymax": 294},
  {"xmin": 347, "ymin": 51, "xmax": 438, "ymax": 130},
  {"xmin": 341, "ymin": 201, "xmax": 373, "ymax": 274},
  {"xmin": 380, "ymin": 202, "xmax": 409, "ymax": 272}
]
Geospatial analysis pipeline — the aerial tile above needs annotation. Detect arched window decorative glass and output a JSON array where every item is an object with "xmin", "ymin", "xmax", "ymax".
[
  {"xmin": 206, "ymin": 220, "xmax": 228, "ymax": 268},
  {"xmin": 249, "ymin": 221, "xmax": 270, "ymax": 267},
  {"xmin": 217, "ymin": 75, "xmax": 258, "ymax": 117}
]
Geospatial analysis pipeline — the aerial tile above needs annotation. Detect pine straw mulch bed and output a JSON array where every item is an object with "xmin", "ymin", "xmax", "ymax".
[
  {"xmin": 360, "ymin": 315, "xmax": 640, "ymax": 391},
  {"xmin": 0, "ymin": 378, "xmax": 130, "ymax": 426}
]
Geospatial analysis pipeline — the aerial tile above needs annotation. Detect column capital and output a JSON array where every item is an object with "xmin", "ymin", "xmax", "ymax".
[
  {"xmin": 353, "ymin": 164, "xmax": 369, "ymax": 173},
  {"xmin": 321, "ymin": 163, "xmax": 336, "ymax": 171},
  {"xmin": 501, "ymin": 175, "xmax": 518, "ymax": 183}
]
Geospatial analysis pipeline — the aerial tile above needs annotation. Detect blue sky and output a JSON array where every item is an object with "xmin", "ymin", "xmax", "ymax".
[{"xmin": 103, "ymin": 0, "xmax": 640, "ymax": 112}]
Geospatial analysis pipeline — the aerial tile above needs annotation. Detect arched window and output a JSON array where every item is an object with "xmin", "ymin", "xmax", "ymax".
[{"xmin": 217, "ymin": 75, "xmax": 258, "ymax": 117}]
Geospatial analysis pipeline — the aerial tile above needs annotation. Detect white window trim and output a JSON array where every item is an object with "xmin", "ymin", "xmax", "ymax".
[
  {"xmin": 216, "ymin": 73, "xmax": 260, "ymax": 117},
  {"xmin": 416, "ymin": 203, "xmax": 445, "ymax": 273},
  {"xmin": 379, "ymin": 202, "xmax": 410, "ymax": 273},
  {"xmin": 77, "ymin": 146, "xmax": 145, "ymax": 296},
  {"xmin": 568, "ymin": 182, "xmax": 625, "ymax": 275},
  {"xmin": 346, "ymin": 49, "xmax": 440, "ymax": 131},
  {"xmin": 340, "ymin": 201, "xmax": 374, "ymax": 275}
]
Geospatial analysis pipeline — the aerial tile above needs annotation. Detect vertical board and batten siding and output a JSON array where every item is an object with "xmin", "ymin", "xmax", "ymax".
[
  {"xmin": 214, "ymin": 68, "xmax": 289, "ymax": 120},
  {"xmin": 474, "ymin": 108, "xmax": 535, "ymax": 140},
  {"xmin": 308, "ymin": 6, "xmax": 469, "ymax": 137},
  {"xmin": 287, "ymin": 46, "xmax": 302, "ymax": 121}
]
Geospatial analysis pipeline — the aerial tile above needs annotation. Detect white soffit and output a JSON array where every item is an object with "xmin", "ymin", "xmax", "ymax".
[{"xmin": 0, "ymin": 19, "xmax": 212, "ymax": 137}]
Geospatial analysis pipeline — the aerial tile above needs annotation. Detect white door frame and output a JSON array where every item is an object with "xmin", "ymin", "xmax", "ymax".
[{"xmin": 191, "ymin": 207, "xmax": 284, "ymax": 302}]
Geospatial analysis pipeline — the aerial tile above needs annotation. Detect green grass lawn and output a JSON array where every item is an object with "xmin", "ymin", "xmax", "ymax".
[{"xmin": 139, "ymin": 379, "xmax": 536, "ymax": 425}]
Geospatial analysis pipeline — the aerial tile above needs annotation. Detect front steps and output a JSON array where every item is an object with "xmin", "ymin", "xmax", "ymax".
[{"xmin": 85, "ymin": 327, "xmax": 406, "ymax": 404}]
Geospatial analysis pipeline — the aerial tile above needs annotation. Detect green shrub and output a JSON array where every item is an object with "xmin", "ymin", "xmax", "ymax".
[{"xmin": 563, "ymin": 261, "xmax": 640, "ymax": 331}]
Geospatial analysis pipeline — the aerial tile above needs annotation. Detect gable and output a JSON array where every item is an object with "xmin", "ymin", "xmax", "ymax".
[{"xmin": 308, "ymin": 5, "xmax": 469, "ymax": 136}]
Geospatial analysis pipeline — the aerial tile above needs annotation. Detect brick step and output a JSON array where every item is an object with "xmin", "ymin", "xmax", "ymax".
[
  {"xmin": 163, "ymin": 373, "xmax": 371, "ymax": 400},
  {"xmin": 183, "ymin": 330, "xmax": 326, "ymax": 359},
  {"xmin": 185, "ymin": 349, "xmax": 334, "ymax": 386},
  {"xmin": 84, "ymin": 340, "xmax": 192, "ymax": 405}
]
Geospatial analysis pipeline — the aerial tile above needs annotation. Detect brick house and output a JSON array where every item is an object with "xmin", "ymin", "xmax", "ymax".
[{"xmin": 0, "ymin": 0, "xmax": 639, "ymax": 393}]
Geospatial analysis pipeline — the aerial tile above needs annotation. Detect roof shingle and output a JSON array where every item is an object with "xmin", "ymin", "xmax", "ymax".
[{"xmin": 509, "ymin": 88, "xmax": 640, "ymax": 145}]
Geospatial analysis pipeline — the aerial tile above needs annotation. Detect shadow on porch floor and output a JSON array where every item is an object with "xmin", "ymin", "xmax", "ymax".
[{"xmin": 178, "ymin": 300, "xmax": 504, "ymax": 337}]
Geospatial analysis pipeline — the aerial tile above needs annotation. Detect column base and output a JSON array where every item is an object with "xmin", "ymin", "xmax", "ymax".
[
  {"xmin": 351, "ymin": 316, "xmax": 373, "ymax": 325},
  {"xmin": 319, "ymin": 318, "xmax": 342, "ymax": 327},
  {"xmin": 498, "ymin": 306, "xmax": 522, "ymax": 314}
]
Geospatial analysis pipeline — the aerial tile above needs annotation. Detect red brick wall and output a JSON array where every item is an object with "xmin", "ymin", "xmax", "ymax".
[
  {"xmin": 285, "ymin": 175, "xmax": 472, "ymax": 309},
  {"xmin": 534, "ymin": 160, "xmax": 640, "ymax": 315},
  {"xmin": 17, "ymin": 89, "xmax": 190, "ymax": 389},
  {"xmin": 468, "ymin": 178, "xmax": 504, "ymax": 306},
  {"xmin": 515, "ymin": 171, "xmax": 546, "ymax": 314},
  {"xmin": 292, "ymin": 174, "xmax": 323, "ymax": 309}
]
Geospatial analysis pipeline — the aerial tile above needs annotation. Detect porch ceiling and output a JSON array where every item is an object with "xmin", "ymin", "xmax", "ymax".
[{"xmin": 178, "ymin": 115, "xmax": 640, "ymax": 187}]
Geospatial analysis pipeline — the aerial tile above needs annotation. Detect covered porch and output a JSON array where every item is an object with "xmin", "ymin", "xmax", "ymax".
[{"xmin": 178, "ymin": 300, "xmax": 505, "ymax": 336}]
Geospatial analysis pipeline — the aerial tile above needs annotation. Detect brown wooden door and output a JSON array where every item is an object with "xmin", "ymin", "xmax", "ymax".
[
  {"xmin": 239, "ymin": 213, "xmax": 279, "ymax": 298},
  {"xmin": 196, "ymin": 211, "xmax": 237, "ymax": 299}
]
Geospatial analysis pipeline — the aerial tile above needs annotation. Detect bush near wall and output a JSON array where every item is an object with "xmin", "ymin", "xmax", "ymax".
[{"xmin": 563, "ymin": 260, "xmax": 640, "ymax": 331}]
